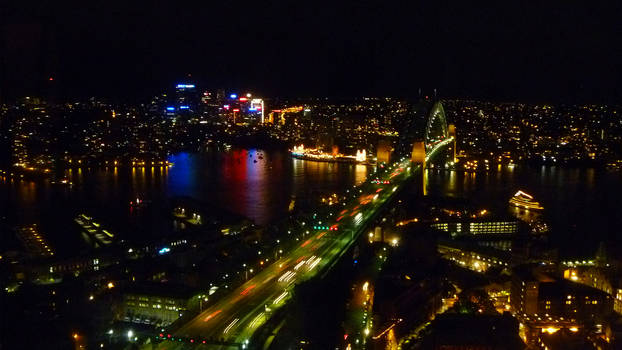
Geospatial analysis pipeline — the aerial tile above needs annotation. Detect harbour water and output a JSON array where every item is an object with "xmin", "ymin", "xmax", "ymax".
[
  {"xmin": 0, "ymin": 149, "xmax": 369, "ymax": 255},
  {"xmin": 1, "ymin": 149, "xmax": 621, "ymax": 259},
  {"xmin": 426, "ymin": 165, "xmax": 622, "ymax": 258}
]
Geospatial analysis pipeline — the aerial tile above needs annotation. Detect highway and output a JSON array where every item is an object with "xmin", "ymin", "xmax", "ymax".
[{"xmin": 155, "ymin": 158, "xmax": 415, "ymax": 349}]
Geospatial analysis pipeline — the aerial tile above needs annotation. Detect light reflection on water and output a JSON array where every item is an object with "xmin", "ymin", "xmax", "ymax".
[
  {"xmin": 60, "ymin": 149, "xmax": 370, "ymax": 226},
  {"xmin": 425, "ymin": 165, "xmax": 621, "ymax": 257},
  {"xmin": 0, "ymin": 149, "xmax": 373, "ymax": 254},
  {"xmin": 2, "ymin": 153, "xmax": 620, "ymax": 258},
  {"xmin": 354, "ymin": 164, "xmax": 368, "ymax": 185}
]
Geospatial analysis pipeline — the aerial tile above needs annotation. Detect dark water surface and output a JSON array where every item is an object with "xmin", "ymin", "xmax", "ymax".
[
  {"xmin": 2, "ymin": 149, "xmax": 620, "ymax": 259},
  {"xmin": 425, "ymin": 165, "xmax": 622, "ymax": 258},
  {"xmin": 0, "ymin": 149, "xmax": 369, "ymax": 255}
]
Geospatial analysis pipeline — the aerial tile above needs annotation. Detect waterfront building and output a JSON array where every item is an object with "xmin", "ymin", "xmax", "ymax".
[
  {"xmin": 510, "ymin": 265, "xmax": 614, "ymax": 346},
  {"xmin": 431, "ymin": 219, "xmax": 521, "ymax": 237},
  {"xmin": 511, "ymin": 265, "xmax": 613, "ymax": 320},
  {"xmin": 13, "ymin": 252, "xmax": 116, "ymax": 283},
  {"xmin": 437, "ymin": 238, "xmax": 512, "ymax": 273},
  {"xmin": 563, "ymin": 265, "xmax": 622, "ymax": 314},
  {"xmin": 117, "ymin": 282, "xmax": 196, "ymax": 327}
]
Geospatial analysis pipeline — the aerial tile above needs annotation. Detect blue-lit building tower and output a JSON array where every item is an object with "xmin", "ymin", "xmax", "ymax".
[{"xmin": 173, "ymin": 83, "xmax": 198, "ymax": 113}]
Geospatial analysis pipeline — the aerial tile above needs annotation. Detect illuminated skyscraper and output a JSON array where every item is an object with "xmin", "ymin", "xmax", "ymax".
[
  {"xmin": 226, "ymin": 94, "xmax": 264, "ymax": 125},
  {"xmin": 175, "ymin": 83, "xmax": 198, "ymax": 112}
]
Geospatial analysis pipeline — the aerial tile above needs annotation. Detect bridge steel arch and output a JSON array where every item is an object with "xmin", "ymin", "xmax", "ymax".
[
  {"xmin": 424, "ymin": 101, "xmax": 449, "ymax": 153},
  {"xmin": 406, "ymin": 100, "xmax": 451, "ymax": 164}
]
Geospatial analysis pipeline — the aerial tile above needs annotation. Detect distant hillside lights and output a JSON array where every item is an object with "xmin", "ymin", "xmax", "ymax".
[{"xmin": 65, "ymin": 158, "xmax": 172, "ymax": 168}]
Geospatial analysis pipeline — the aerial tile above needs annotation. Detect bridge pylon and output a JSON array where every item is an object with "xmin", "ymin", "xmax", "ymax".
[
  {"xmin": 448, "ymin": 124, "xmax": 457, "ymax": 163},
  {"xmin": 411, "ymin": 141, "xmax": 426, "ymax": 165}
]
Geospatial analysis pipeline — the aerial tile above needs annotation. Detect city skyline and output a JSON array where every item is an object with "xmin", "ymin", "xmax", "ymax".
[{"xmin": 3, "ymin": 3, "xmax": 622, "ymax": 350}]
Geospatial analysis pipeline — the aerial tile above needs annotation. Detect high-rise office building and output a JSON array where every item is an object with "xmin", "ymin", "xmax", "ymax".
[{"xmin": 174, "ymin": 83, "xmax": 198, "ymax": 112}]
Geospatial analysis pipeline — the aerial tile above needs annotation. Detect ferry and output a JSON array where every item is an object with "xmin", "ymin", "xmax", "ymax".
[
  {"xmin": 509, "ymin": 190, "xmax": 544, "ymax": 210},
  {"xmin": 290, "ymin": 146, "xmax": 374, "ymax": 165}
]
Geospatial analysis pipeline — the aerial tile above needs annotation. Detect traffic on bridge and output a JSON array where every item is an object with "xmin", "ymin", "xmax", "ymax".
[{"xmin": 160, "ymin": 158, "xmax": 416, "ymax": 349}]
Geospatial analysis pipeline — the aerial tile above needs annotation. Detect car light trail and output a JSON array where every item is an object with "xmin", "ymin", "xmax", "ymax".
[
  {"xmin": 308, "ymin": 257, "xmax": 321, "ymax": 270},
  {"xmin": 278, "ymin": 271, "xmax": 291, "ymax": 282},
  {"xmin": 293, "ymin": 260, "xmax": 306, "ymax": 271},
  {"xmin": 204, "ymin": 310, "xmax": 222, "ymax": 322},
  {"xmin": 223, "ymin": 318, "xmax": 239, "ymax": 334},
  {"xmin": 273, "ymin": 291, "xmax": 288, "ymax": 304},
  {"xmin": 278, "ymin": 270, "xmax": 296, "ymax": 283},
  {"xmin": 249, "ymin": 312, "xmax": 265, "ymax": 328},
  {"xmin": 240, "ymin": 284, "xmax": 256, "ymax": 296},
  {"xmin": 171, "ymin": 158, "xmax": 428, "ymax": 341}
]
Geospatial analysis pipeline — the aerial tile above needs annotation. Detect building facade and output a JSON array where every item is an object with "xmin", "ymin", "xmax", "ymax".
[{"xmin": 118, "ymin": 282, "xmax": 195, "ymax": 327}]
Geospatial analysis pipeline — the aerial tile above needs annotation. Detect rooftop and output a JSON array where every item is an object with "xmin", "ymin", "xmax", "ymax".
[{"xmin": 123, "ymin": 281, "xmax": 197, "ymax": 300}]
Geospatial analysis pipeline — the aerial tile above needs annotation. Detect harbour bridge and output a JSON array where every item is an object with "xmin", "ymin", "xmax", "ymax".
[
  {"xmin": 395, "ymin": 99, "xmax": 456, "ymax": 166},
  {"xmin": 155, "ymin": 100, "xmax": 455, "ymax": 350}
]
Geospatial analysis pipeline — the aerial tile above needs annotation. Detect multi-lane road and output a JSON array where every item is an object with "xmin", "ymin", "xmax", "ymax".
[{"xmin": 159, "ymin": 159, "xmax": 417, "ymax": 349}]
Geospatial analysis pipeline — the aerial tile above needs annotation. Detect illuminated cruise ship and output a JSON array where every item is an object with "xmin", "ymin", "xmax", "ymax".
[
  {"xmin": 290, "ymin": 144, "xmax": 370, "ymax": 164},
  {"xmin": 509, "ymin": 190, "xmax": 544, "ymax": 210}
]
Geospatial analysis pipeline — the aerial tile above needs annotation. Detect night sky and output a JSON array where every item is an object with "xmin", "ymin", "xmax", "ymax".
[{"xmin": 2, "ymin": 1, "xmax": 621, "ymax": 102}]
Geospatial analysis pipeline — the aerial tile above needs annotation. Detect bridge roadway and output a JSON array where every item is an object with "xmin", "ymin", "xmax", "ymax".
[{"xmin": 161, "ymin": 137, "xmax": 452, "ymax": 349}]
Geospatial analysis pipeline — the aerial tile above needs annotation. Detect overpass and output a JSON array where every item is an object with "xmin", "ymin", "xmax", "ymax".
[{"xmin": 157, "ymin": 101, "xmax": 454, "ymax": 349}]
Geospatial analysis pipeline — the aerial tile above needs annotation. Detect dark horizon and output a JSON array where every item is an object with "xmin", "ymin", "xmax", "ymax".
[{"xmin": 2, "ymin": 1, "xmax": 621, "ymax": 103}]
